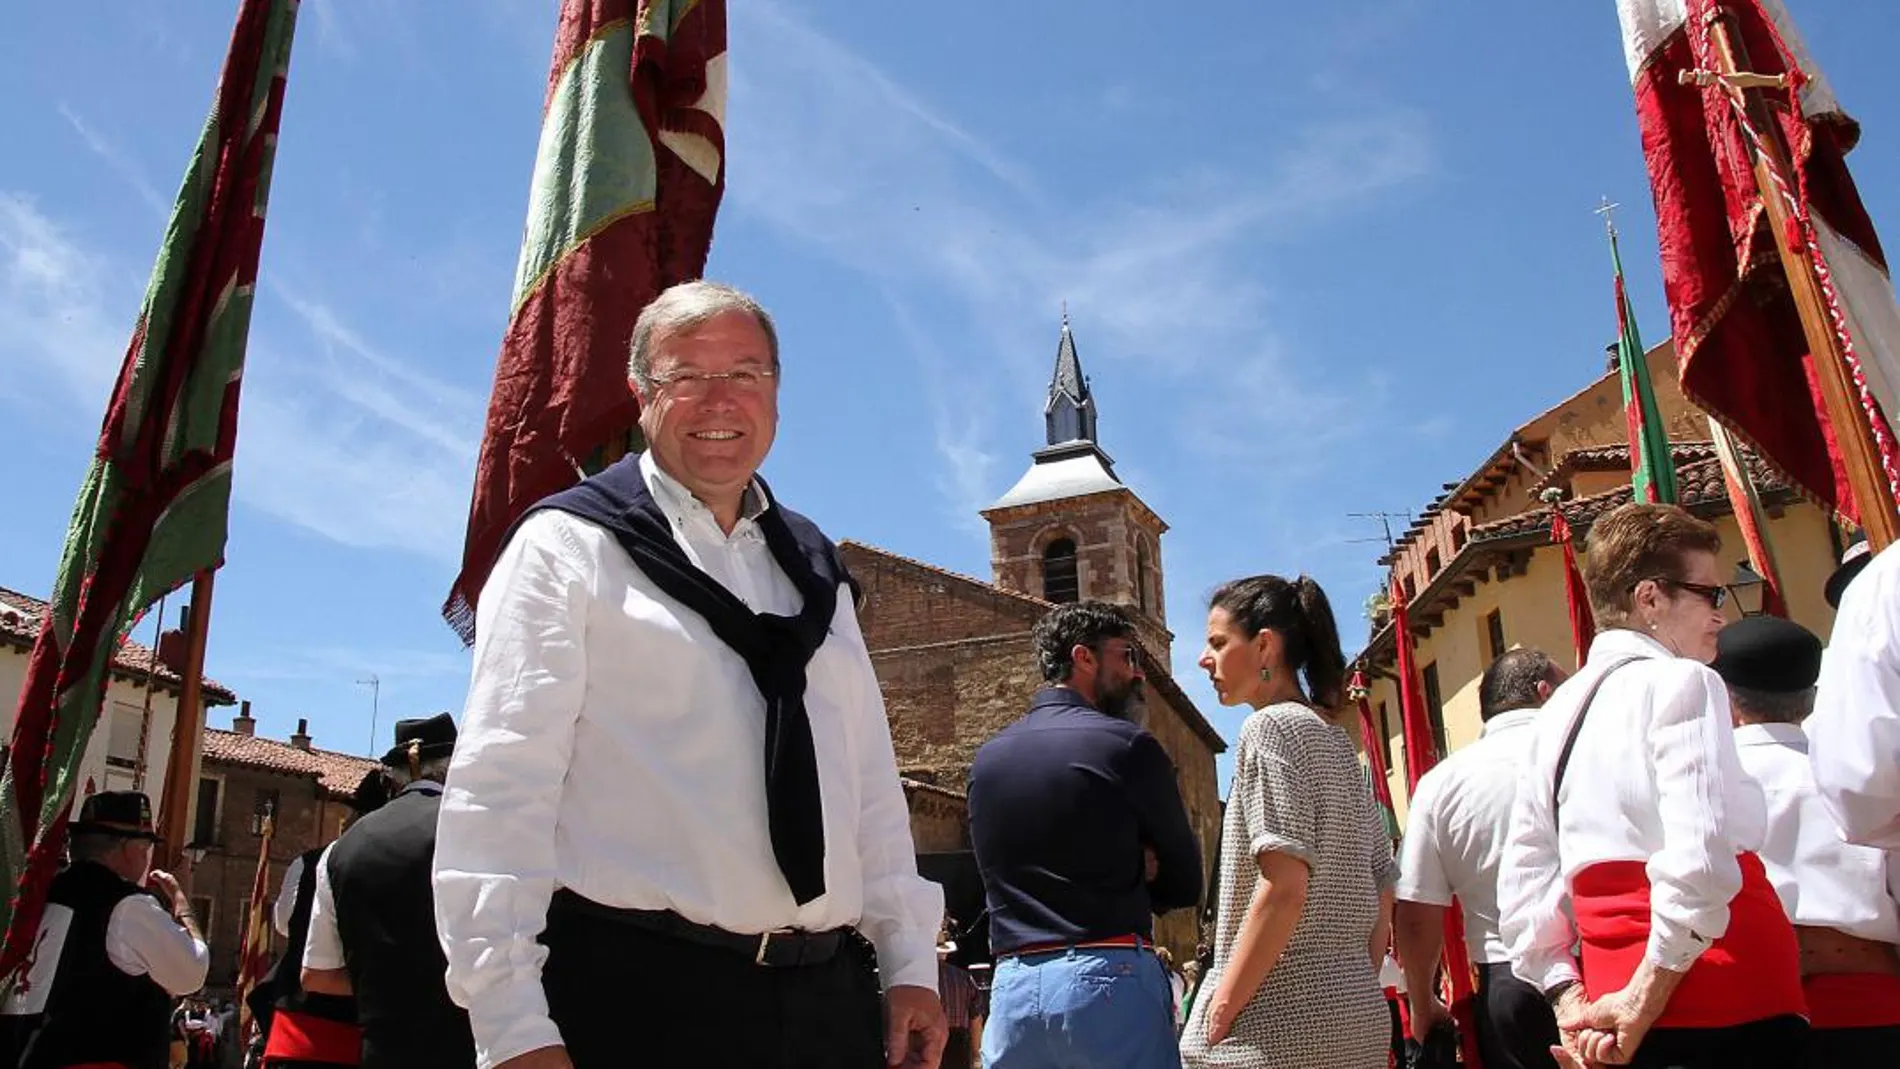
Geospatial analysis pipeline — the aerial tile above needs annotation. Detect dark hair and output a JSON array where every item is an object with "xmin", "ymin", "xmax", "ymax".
[
  {"xmin": 1032, "ymin": 601, "xmax": 1138, "ymax": 683},
  {"xmin": 1727, "ymin": 684, "xmax": 1815, "ymax": 725},
  {"xmin": 1479, "ymin": 647, "xmax": 1560, "ymax": 721},
  {"xmin": 1583, "ymin": 503, "xmax": 1722, "ymax": 627},
  {"xmin": 1208, "ymin": 574, "xmax": 1347, "ymax": 711}
]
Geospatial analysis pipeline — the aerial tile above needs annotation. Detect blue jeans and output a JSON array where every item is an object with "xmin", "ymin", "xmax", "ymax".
[{"xmin": 981, "ymin": 946, "xmax": 1182, "ymax": 1069}]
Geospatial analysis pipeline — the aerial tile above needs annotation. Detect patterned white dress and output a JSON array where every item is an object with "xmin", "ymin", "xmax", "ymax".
[{"xmin": 1180, "ymin": 702, "xmax": 1399, "ymax": 1069}]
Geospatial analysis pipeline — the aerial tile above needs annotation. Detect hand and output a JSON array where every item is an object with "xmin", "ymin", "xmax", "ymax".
[
  {"xmin": 1548, "ymin": 986, "xmax": 1601, "ymax": 1069},
  {"xmin": 885, "ymin": 984, "xmax": 946, "ymax": 1068},
  {"xmin": 1143, "ymin": 847, "xmax": 1159, "ymax": 883},
  {"xmin": 1202, "ymin": 993, "xmax": 1238, "ymax": 1045},
  {"xmin": 495, "ymin": 1047, "xmax": 573, "ymax": 1069},
  {"xmin": 1407, "ymin": 994, "xmax": 1452, "ymax": 1044},
  {"xmin": 1567, "ymin": 987, "xmax": 1658, "ymax": 1066},
  {"xmin": 146, "ymin": 870, "xmax": 189, "ymax": 917}
]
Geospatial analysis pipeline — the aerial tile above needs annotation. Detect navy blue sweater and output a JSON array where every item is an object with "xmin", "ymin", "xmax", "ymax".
[{"xmin": 968, "ymin": 687, "xmax": 1203, "ymax": 954}]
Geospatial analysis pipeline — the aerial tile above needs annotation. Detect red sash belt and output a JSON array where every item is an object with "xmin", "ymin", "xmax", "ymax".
[
  {"xmin": 1571, "ymin": 852, "xmax": 1805, "ymax": 1030},
  {"xmin": 1804, "ymin": 972, "xmax": 1900, "ymax": 1031},
  {"xmin": 263, "ymin": 1008, "xmax": 363, "ymax": 1065}
]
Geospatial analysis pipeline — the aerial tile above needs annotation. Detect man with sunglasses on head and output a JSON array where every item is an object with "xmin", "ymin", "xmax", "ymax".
[
  {"xmin": 434, "ymin": 281, "xmax": 946, "ymax": 1069},
  {"xmin": 968, "ymin": 601, "xmax": 1202, "ymax": 1069}
]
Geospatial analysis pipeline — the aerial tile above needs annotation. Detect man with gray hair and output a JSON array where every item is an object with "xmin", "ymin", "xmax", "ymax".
[
  {"xmin": 434, "ymin": 281, "xmax": 946, "ymax": 1069},
  {"xmin": 1396, "ymin": 646, "xmax": 1566, "ymax": 1069},
  {"xmin": 1714, "ymin": 616, "xmax": 1900, "ymax": 1064}
]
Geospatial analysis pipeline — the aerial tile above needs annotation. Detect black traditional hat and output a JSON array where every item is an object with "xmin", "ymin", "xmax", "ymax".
[
  {"xmin": 1826, "ymin": 538, "xmax": 1873, "ymax": 608},
  {"xmin": 71, "ymin": 790, "xmax": 160, "ymax": 841},
  {"xmin": 1712, "ymin": 616, "xmax": 1824, "ymax": 694},
  {"xmin": 378, "ymin": 712, "xmax": 458, "ymax": 768}
]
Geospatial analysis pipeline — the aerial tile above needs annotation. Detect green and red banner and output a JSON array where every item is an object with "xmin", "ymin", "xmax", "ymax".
[
  {"xmin": 1611, "ymin": 228, "xmax": 1679, "ymax": 505},
  {"xmin": 0, "ymin": 0, "xmax": 298, "ymax": 978},
  {"xmin": 445, "ymin": 0, "xmax": 729, "ymax": 641}
]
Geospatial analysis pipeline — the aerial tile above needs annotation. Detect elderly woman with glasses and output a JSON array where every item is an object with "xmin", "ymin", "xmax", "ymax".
[{"xmin": 1498, "ymin": 503, "xmax": 1806, "ymax": 1069}]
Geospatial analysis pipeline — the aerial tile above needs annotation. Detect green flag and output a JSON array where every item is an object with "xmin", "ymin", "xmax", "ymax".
[{"xmin": 1612, "ymin": 229, "xmax": 1680, "ymax": 504}]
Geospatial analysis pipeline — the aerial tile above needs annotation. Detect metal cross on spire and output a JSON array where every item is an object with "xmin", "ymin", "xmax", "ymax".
[{"xmin": 1595, "ymin": 196, "xmax": 1621, "ymax": 239}]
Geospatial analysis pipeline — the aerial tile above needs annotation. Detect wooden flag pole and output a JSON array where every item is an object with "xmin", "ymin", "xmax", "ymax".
[
  {"xmin": 1697, "ymin": 9, "xmax": 1900, "ymax": 549},
  {"xmin": 156, "ymin": 570, "xmax": 216, "ymax": 872}
]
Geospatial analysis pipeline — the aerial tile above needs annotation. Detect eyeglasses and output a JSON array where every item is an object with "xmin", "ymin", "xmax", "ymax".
[
  {"xmin": 1634, "ymin": 576, "xmax": 1728, "ymax": 611},
  {"xmin": 1087, "ymin": 642, "xmax": 1143, "ymax": 667},
  {"xmin": 649, "ymin": 366, "xmax": 778, "ymax": 398}
]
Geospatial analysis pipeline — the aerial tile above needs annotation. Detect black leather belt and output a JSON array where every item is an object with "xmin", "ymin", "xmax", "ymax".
[{"xmin": 550, "ymin": 890, "xmax": 849, "ymax": 967}]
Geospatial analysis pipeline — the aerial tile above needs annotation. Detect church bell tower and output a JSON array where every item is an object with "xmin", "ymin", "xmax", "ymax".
[{"xmin": 979, "ymin": 312, "xmax": 1172, "ymax": 661}]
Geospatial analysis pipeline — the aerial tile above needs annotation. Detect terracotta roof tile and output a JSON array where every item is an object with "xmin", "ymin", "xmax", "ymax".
[
  {"xmin": 1472, "ymin": 453, "xmax": 1790, "ymax": 543},
  {"xmin": 202, "ymin": 728, "xmax": 382, "ymax": 799},
  {"xmin": 0, "ymin": 587, "xmax": 237, "ymax": 704}
]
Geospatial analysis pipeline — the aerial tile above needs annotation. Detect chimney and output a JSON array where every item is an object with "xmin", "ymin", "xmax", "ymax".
[
  {"xmin": 290, "ymin": 718, "xmax": 312, "ymax": 751},
  {"xmin": 232, "ymin": 701, "xmax": 256, "ymax": 737}
]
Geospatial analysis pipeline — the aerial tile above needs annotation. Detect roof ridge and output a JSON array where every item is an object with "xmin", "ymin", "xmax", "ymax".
[{"xmin": 839, "ymin": 540, "xmax": 1052, "ymax": 612}]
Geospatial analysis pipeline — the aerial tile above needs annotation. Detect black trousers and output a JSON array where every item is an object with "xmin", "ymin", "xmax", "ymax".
[
  {"xmin": 540, "ymin": 893, "xmax": 886, "ymax": 1068},
  {"xmin": 1802, "ymin": 1024, "xmax": 1900, "ymax": 1067},
  {"xmin": 1627, "ymin": 1014, "xmax": 1806, "ymax": 1069},
  {"xmin": 1475, "ymin": 963, "xmax": 1560, "ymax": 1069}
]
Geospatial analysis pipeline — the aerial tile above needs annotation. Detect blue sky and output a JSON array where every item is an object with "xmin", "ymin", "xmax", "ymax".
[{"xmin": 5, "ymin": 2, "xmax": 1900, "ymax": 785}]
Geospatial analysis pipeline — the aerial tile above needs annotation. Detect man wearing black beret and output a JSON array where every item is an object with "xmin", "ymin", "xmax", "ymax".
[{"xmin": 1714, "ymin": 616, "xmax": 1900, "ymax": 1065}]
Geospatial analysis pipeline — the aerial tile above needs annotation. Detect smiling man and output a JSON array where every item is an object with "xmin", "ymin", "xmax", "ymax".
[{"xmin": 433, "ymin": 281, "xmax": 947, "ymax": 1069}]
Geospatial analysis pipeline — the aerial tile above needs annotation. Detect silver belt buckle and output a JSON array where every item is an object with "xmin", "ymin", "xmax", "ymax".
[{"xmin": 756, "ymin": 928, "xmax": 794, "ymax": 965}]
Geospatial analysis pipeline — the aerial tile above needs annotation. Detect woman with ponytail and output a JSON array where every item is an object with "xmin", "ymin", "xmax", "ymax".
[{"xmin": 1179, "ymin": 575, "xmax": 1399, "ymax": 1069}]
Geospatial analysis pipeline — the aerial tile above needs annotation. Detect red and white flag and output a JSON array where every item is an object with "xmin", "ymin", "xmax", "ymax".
[{"xmin": 1615, "ymin": 0, "xmax": 1900, "ymax": 523}]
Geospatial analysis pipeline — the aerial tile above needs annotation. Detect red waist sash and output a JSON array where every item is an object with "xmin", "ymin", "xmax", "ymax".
[
  {"xmin": 263, "ymin": 1008, "xmax": 363, "ymax": 1065},
  {"xmin": 1804, "ymin": 972, "xmax": 1900, "ymax": 1031},
  {"xmin": 1571, "ymin": 852, "xmax": 1805, "ymax": 1030}
]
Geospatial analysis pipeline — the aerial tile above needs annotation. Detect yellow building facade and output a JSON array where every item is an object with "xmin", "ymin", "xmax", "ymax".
[{"xmin": 1354, "ymin": 343, "xmax": 1849, "ymax": 823}]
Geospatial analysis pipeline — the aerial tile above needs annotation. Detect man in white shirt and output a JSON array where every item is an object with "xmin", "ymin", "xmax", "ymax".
[
  {"xmin": 1397, "ymin": 647, "xmax": 1565, "ymax": 1069},
  {"xmin": 0, "ymin": 791, "xmax": 208, "ymax": 1069},
  {"xmin": 434, "ymin": 281, "xmax": 946, "ymax": 1069},
  {"xmin": 1715, "ymin": 614, "xmax": 1900, "ymax": 1064},
  {"xmin": 1808, "ymin": 542, "xmax": 1900, "ymax": 850}
]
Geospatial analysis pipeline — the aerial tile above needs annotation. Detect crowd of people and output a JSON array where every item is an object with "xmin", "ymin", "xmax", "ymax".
[{"xmin": 2, "ymin": 280, "xmax": 1898, "ymax": 1069}]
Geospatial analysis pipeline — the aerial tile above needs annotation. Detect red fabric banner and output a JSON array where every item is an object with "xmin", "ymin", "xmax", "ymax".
[
  {"xmin": 1630, "ymin": 0, "xmax": 1897, "ymax": 523},
  {"xmin": 1391, "ymin": 579, "xmax": 1483, "ymax": 1068},
  {"xmin": 444, "ymin": 0, "xmax": 728, "ymax": 641},
  {"xmin": 1550, "ymin": 503, "xmax": 1597, "ymax": 669}
]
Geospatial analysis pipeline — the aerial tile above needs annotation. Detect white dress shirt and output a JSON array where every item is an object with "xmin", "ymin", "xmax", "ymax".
[
  {"xmin": 301, "ymin": 843, "xmax": 343, "ymax": 972},
  {"xmin": 1499, "ymin": 629, "xmax": 1767, "ymax": 993},
  {"xmin": 1808, "ymin": 543, "xmax": 1900, "ymax": 849},
  {"xmin": 273, "ymin": 854, "xmax": 303, "ymax": 939},
  {"xmin": 1396, "ymin": 707, "xmax": 1541, "ymax": 965},
  {"xmin": 1735, "ymin": 721, "xmax": 1900, "ymax": 944},
  {"xmin": 434, "ymin": 454, "xmax": 943, "ymax": 1069},
  {"xmin": 106, "ymin": 892, "xmax": 210, "ymax": 996}
]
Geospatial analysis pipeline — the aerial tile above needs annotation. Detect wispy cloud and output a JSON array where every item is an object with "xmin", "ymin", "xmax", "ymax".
[
  {"xmin": 0, "ymin": 193, "xmax": 131, "ymax": 410},
  {"xmin": 725, "ymin": 1, "xmax": 1435, "ymax": 520},
  {"xmin": 0, "ymin": 190, "xmax": 480, "ymax": 563},
  {"xmin": 225, "ymin": 643, "xmax": 469, "ymax": 684},
  {"xmin": 57, "ymin": 105, "xmax": 170, "ymax": 219}
]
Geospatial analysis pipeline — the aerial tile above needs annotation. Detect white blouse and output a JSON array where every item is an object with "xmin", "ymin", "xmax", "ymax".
[
  {"xmin": 1735, "ymin": 722, "xmax": 1900, "ymax": 945},
  {"xmin": 1498, "ymin": 629, "xmax": 1767, "ymax": 993},
  {"xmin": 1808, "ymin": 543, "xmax": 1900, "ymax": 849}
]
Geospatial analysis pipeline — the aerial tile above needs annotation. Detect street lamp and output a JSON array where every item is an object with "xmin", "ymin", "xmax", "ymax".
[{"xmin": 1729, "ymin": 561, "xmax": 1768, "ymax": 617}]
